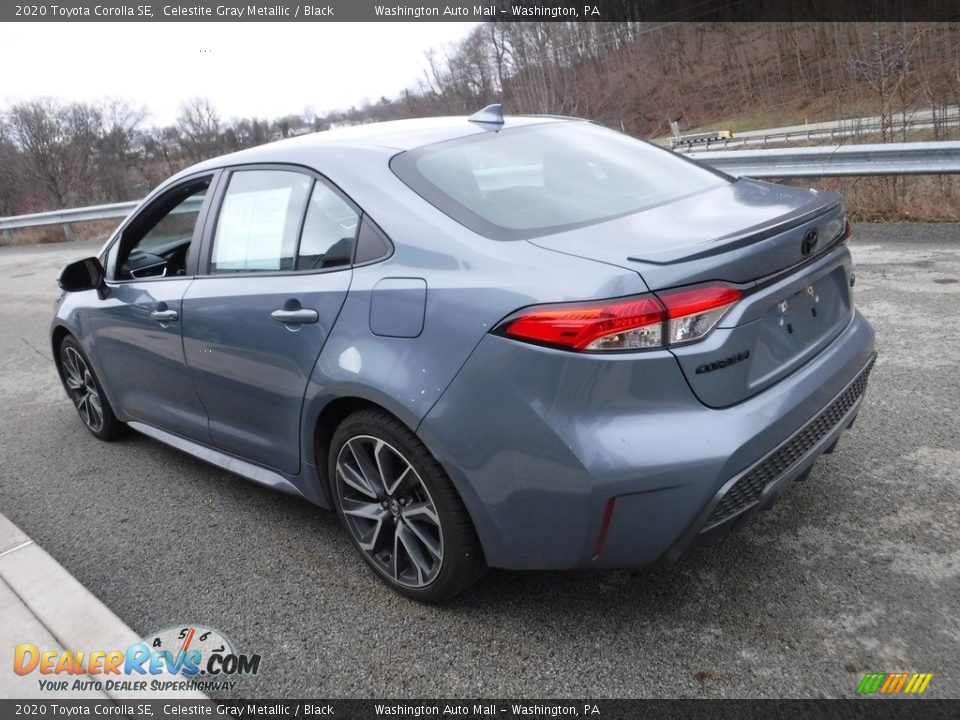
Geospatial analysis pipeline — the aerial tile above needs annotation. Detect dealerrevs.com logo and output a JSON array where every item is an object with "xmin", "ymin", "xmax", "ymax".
[{"xmin": 14, "ymin": 624, "xmax": 261, "ymax": 693}]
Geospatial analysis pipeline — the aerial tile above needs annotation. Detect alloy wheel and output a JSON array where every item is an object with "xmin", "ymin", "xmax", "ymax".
[
  {"xmin": 62, "ymin": 346, "xmax": 104, "ymax": 432},
  {"xmin": 335, "ymin": 435, "xmax": 443, "ymax": 588}
]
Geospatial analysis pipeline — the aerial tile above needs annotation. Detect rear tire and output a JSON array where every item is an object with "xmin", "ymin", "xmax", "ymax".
[
  {"xmin": 57, "ymin": 336, "xmax": 125, "ymax": 441},
  {"xmin": 328, "ymin": 409, "xmax": 486, "ymax": 603}
]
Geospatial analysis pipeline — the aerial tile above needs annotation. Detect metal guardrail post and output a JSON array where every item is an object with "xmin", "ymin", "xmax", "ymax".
[
  {"xmin": 63, "ymin": 223, "xmax": 75, "ymax": 242},
  {"xmin": 2, "ymin": 229, "xmax": 12, "ymax": 244}
]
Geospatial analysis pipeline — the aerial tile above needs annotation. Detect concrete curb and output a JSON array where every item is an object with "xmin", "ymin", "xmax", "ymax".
[{"xmin": 0, "ymin": 513, "xmax": 206, "ymax": 700}]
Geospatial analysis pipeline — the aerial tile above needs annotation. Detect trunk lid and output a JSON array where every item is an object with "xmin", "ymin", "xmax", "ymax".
[{"xmin": 528, "ymin": 178, "xmax": 854, "ymax": 407}]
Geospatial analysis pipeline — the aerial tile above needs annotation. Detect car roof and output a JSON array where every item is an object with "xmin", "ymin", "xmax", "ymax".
[
  {"xmin": 279, "ymin": 114, "xmax": 571, "ymax": 151},
  {"xmin": 182, "ymin": 114, "xmax": 574, "ymax": 177}
]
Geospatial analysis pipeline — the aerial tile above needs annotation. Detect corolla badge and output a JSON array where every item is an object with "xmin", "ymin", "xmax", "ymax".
[{"xmin": 695, "ymin": 350, "xmax": 751, "ymax": 375}]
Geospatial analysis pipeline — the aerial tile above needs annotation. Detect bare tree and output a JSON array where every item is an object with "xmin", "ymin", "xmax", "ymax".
[
  {"xmin": 7, "ymin": 99, "xmax": 88, "ymax": 208},
  {"xmin": 851, "ymin": 25, "xmax": 917, "ymax": 141},
  {"xmin": 0, "ymin": 116, "xmax": 24, "ymax": 216},
  {"xmin": 94, "ymin": 98, "xmax": 146, "ymax": 201},
  {"xmin": 176, "ymin": 97, "xmax": 223, "ymax": 162}
]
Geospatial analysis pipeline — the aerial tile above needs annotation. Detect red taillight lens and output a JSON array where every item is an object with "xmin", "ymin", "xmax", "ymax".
[
  {"xmin": 498, "ymin": 284, "xmax": 742, "ymax": 353},
  {"xmin": 843, "ymin": 219, "xmax": 854, "ymax": 241},
  {"xmin": 657, "ymin": 285, "xmax": 741, "ymax": 345},
  {"xmin": 501, "ymin": 295, "xmax": 666, "ymax": 351}
]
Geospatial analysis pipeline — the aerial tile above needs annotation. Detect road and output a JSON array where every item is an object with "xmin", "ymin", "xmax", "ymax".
[
  {"xmin": 1, "ymin": 226, "xmax": 958, "ymax": 698},
  {"xmin": 662, "ymin": 106, "xmax": 960, "ymax": 151}
]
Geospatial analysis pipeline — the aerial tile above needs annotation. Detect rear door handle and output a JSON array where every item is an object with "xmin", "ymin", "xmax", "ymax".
[
  {"xmin": 150, "ymin": 309, "xmax": 178, "ymax": 323},
  {"xmin": 271, "ymin": 308, "xmax": 319, "ymax": 324}
]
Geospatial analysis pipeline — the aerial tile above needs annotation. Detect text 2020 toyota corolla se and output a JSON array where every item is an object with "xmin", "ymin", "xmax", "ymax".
[{"xmin": 52, "ymin": 109, "xmax": 876, "ymax": 602}]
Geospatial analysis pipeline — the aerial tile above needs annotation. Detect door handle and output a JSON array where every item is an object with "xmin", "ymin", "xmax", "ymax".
[
  {"xmin": 271, "ymin": 308, "xmax": 319, "ymax": 324},
  {"xmin": 150, "ymin": 309, "xmax": 178, "ymax": 323}
]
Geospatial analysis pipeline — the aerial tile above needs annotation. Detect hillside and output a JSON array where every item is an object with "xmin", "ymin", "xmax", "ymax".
[{"xmin": 403, "ymin": 22, "xmax": 960, "ymax": 139}]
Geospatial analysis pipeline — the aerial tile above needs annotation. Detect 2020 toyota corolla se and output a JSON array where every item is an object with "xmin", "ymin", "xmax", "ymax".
[{"xmin": 52, "ymin": 109, "xmax": 876, "ymax": 602}]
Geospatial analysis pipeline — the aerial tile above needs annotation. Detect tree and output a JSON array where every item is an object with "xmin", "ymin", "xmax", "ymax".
[
  {"xmin": 0, "ymin": 116, "xmax": 24, "ymax": 216},
  {"xmin": 850, "ymin": 26, "xmax": 918, "ymax": 141},
  {"xmin": 95, "ymin": 98, "xmax": 147, "ymax": 201},
  {"xmin": 7, "ymin": 98, "xmax": 94, "ymax": 208},
  {"xmin": 176, "ymin": 97, "xmax": 223, "ymax": 162}
]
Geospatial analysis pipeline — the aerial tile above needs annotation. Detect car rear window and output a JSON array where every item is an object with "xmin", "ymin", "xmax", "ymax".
[{"xmin": 390, "ymin": 121, "xmax": 730, "ymax": 240}]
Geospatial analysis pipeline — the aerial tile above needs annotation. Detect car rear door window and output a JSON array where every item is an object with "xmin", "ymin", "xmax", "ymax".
[
  {"xmin": 297, "ymin": 181, "xmax": 360, "ymax": 270},
  {"xmin": 210, "ymin": 170, "xmax": 312, "ymax": 273}
]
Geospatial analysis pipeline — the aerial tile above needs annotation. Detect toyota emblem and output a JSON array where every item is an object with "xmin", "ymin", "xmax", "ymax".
[{"xmin": 801, "ymin": 228, "xmax": 819, "ymax": 256}]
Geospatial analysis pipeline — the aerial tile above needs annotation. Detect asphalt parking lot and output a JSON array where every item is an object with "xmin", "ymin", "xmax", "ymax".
[{"xmin": 1, "ymin": 224, "xmax": 958, "ymax": 699}]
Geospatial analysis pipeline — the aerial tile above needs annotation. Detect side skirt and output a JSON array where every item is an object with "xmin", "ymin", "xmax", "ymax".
[{"xmin": 127, "ymin": 421, "xmax": 306, "ymax": 498}]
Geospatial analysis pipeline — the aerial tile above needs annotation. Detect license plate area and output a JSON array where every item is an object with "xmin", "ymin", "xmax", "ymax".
[
  {"xmin": 774, "ymin": 275, "xmax": 836, "ymax": 343},
  {"xmin": 752, "ymin": 266, "xmax": 851, "ymax": 381}
]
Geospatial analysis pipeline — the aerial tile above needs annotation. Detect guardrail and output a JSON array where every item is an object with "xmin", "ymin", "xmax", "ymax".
[
  {"xmin": 2, "ymin": 140, "xmax": 960, "ymax": 244},
  {"xmin": 0, "ymin": 201, "xmax": 139, "ymax": 243},
  {"xmin": 0, "ymin": 196, "xmax": 204, "ymax": 244},
  {"xmin": 686, "ymin": 141, "xmax": 960, "ymax": 178}
]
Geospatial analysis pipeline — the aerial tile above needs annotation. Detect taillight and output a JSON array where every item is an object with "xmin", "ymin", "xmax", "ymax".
[
  {"xmin": 501, "ymin": 296, "xmax": 665, "ymax": 351},
  {"xmin": 843, "ymin": 219, "xmax": 854, "ymax": 241},
  {"xmin": 497, "ymin": 284, "xmax": 742, "ymax": 353},
  {"xmin": 657, "ymin": 285, "xmax": 742, "ymax": 346}
]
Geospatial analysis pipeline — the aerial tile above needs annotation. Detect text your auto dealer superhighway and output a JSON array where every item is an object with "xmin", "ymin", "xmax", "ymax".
[{"xmin": 164, "ymin": 4, "xmax": 334, "ymax": 16}]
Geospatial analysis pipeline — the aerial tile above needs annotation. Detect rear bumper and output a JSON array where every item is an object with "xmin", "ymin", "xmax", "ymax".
[
  {"xmin": 662, "ymin": 353, "xmax": 874, "ymax": 563},
  {"xmin": 418, "ymin": 309, "xmax": 876, "ymax": 570}
]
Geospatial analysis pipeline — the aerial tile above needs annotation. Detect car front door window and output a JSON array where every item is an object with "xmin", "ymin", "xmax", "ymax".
[{"xmin": 115, "ymin": 179, "xmax": 209, "ymax": 280}]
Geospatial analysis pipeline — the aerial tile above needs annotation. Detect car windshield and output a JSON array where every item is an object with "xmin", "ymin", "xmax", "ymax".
[{"xmin": 390, "ymin": 121, "xmax": 730, "ymax": 240}]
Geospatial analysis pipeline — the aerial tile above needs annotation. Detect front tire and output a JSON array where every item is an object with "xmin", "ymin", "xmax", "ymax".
[
  {"xmin": 328, "ymin": 409, "xmax": 485, "ymax": 603},
  {"xmin": 57, "ymin": 336, "xmax": 125, "ymax": 441}
]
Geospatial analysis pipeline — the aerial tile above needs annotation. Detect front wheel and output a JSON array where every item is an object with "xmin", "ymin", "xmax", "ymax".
[
  {"xmin": 328, "ymin": 409, "xmax": 486, "ymax": 603},
  {"xmin": 57, "ymin": 336, "xmax": 125, "ymax": 441}
]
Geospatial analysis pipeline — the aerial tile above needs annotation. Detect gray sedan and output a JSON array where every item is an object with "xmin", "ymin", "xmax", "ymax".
[{"xmin": 52, "ymin": 107, "xmax": 876, "ymax": 602}]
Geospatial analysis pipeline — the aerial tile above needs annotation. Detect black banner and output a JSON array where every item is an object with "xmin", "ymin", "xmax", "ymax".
[
  {"xmin": 1, "ymin": 700, "xmax": 959, "ymax": 720},
  {"xmin": 2, "ymin": 0, "xmax": 959, "ymax": 23}
]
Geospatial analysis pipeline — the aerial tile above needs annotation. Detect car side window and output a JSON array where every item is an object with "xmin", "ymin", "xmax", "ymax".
[
  {"xmin": 210, "ymin": 170, "xmax": 312, "ymax": 274},
  {"xmin": 297, "ymin": 181, "xmax": 360, "ymax": 270},
  {"xmin": 115, "ymin": 178, "xmax": 210, "ymax": 280}
]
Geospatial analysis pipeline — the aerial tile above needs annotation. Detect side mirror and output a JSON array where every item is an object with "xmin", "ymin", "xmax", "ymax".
[{"xmin": 57, "ymin": 257, "xmax": 105, "ymax": 293}]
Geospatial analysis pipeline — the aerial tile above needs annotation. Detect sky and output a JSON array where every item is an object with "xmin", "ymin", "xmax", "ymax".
[{"xmin": 0, "ymin": 22, "xmax": 479, "ymax": 125}]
